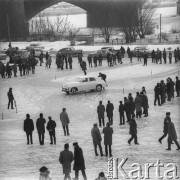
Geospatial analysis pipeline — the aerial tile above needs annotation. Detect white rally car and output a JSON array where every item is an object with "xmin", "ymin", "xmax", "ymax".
[{"xmin": 62, "ymin": 76, "xmax": 106, "ymax": 94}]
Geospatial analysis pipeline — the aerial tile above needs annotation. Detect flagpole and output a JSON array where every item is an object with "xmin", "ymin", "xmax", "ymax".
[{"xmin": 6, "ymin": 0, "xmax": 12, "ymax": 59}]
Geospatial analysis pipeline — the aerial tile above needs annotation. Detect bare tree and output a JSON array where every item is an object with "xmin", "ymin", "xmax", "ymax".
[
  {"xmin": 29, "ymin": 13, "xmax": 80, "ymax": 41},
  {"xmin": 136, "ymin": 0, "xmax": 157, "ymax": 38},
  {"xmin": 118, "ymin": 1, "xmax": 138, "ymax": 43},
  {"xmin": 93, "ymin": 0, "xmax": 114, "ymax": 43}
]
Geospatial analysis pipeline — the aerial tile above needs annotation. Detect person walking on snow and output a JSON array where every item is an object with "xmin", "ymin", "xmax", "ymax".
[
  {"xmin": 73, "ymin": 142, "xmax": 87, "ymax": 180},
  {"xmin": 60, "ymin": 108, "xmax": 70, "ymax": 136},
  {"xmin": 166, "ymin": 118, "xmax": 180, "ymax": 151},
  {"xmin": 7, "ymin": 87, "xmax": 14, "ymax": 109},
  {"xmin": 59, "ymin": 143, "xmax": 74, "ymax": 180},
  {"xmin": 128, "ymin": 117, "xmax": 139, "ymax": 145},
  {"xmin": 91, "ymin": 123, "xmax": 104, "ymax": 156},
  {"xmin": 81, "ymin": 60, "xmax": 87, "ymax": 75},
  {"xmin": 46, "ymin": 116, "xmax": 56, "ymax": 145},
  {"xmin": 97, "ymin": 101, "xmax": 105, "ymax": 127},
  {"xmin": 103, "ymin": 122, "xmax": 113, "ymax": 157},
  {"xmin": 24, "ymin": 114, "xmax": 34, "ymax": 145},
  {"xmin": 158, "ymin": 112, "xmax": 170, "ymax": 144},
  {"xmin": 106, "ymin": 101, "xmax": 114, "ymax": 125},
  {"xmin": 36, "ymin": 113, "xmax": 46, "ymax": 145}
]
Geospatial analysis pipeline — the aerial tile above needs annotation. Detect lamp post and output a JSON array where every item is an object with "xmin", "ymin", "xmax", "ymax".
[{"xmin": 159, "ymin": 14, "xmax": 161, "ymax": 43}]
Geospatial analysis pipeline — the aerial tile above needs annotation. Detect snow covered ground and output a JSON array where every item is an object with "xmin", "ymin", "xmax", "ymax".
[{"xmin": 0, "ymin": 53, "xmax": 180, "ymax": 179}]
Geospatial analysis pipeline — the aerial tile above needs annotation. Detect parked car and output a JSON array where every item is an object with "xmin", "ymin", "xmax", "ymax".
[
  {"xmin": 88, "ymin": 47, "xmax": 117, "ymax": 59},
  {"xmin": 33, "ymin": 48, "xmax": 46, "ymax": 58},
  {"xmin": 26, "ymin": 43, "xmax": 44, "ymax": 51},
  {"xmin": 58, "ymin": 47, "xmax": 83, "ymax": 57},
  {"xmin": 0, "ymin": 53, "xmax": 7, "ymax": 60},
  {"xmin": 62, "ymin": 76, "xmax": 106, "ymax": 94},
  {"xmin": 101, "ymin": 46, "xmax": 114, "ymax": 51},
  {"xmin": 131, "ymin": 46, "xmax": 151, "ymax": 57}
]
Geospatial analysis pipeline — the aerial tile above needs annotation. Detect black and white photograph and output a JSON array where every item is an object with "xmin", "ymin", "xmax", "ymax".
[{"xmin": 0, "ymin": 0, "xmax": 180, "ymax": 179}]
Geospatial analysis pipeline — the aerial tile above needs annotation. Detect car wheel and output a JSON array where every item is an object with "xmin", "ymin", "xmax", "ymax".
[
  {"xmin": 71, "ymin": 87, "xmax": 77, "ymax": 94},
  {"xmin": 96, "ymin": 85, "xmax": 102, "ymax": 92},
  {"xmin": 66, "ymin": 92, "xmax": 70, "ymax": 95}
]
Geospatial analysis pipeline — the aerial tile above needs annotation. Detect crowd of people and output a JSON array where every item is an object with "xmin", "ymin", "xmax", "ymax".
[
  {"xmin": 6, "ymin": 74, "xmax": 179, "ymax": 179},
  {"xmin": 1, "ymin": 46, "xmax": 180, "ymax": 79},
  {"xmin": 2, "ymin": 44, "xmax": 180, "ymax": 179},
  {"xmin": 154, "ymin": 76, "xmax": 180, "ymax": 106}
]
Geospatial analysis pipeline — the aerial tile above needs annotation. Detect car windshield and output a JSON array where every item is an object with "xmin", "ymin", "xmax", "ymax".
[{"xmin": 75, "ymin": 78, "xmax": 88, "ymax": 82}]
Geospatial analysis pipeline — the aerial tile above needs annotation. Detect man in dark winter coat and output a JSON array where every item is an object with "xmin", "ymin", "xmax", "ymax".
[
  {"xmin": 166, "ymin": 78, "xmax": 172, "ymax": 101},
  {"xmin": 24, "ymin": 114, "xmax": 34, "ymax": 145},
  {"xmin": 65, "ymin": 55, "xmax": 68, "ymax": 69},
  {"xmin": 60, "ymin": 108, "xmax": 70, "ymax": 136},
  {"xmin": 19, "ymin": 63, "xmax": 23, "ymax": 76},
  {"xmin": 93, "ymin": 55, "xmax": 98, "ymax": 67},
  {"xmin": 134, "ymin": 92, "xmax": 142, "ymax": 118},
  {"xmin": 151, "ymin": 50, "xmax": 155, "ymax": 63},
  {"xmin": 143, "ymin": 51, "xmax": 148, "ymax": 66},
  {"xmin": 87, "ymin": 55, "xmax": 93, "ymax": 68},
  {"xmin": 68, "ymin": 55, "xmax": 73, "ymax": 69},
  {"xmin": 140, "ymin": 92, "xmax": 149, "ymax": 117},
  {"xmin": 106, "ymin": 101, "xmax": 114, "ymax": 125},
  {"xmin": 127, "ymin": 47, "xmax": 130, "ymax": 57},
  {"xmin": 128, "ymin": 118, "xmax": 139, "ymax": 145},
  {"xmin": 59, "ymin": 143, "xmax": 74, "ymax": 180},
  {"xmin": 160, "ymin": 80, "xmax": 167, "ymax": 104},
  {"xmin": 124, "ymin": 97, "xmax": 130, "ymax": 122},
  {"xmin": 158, "ymin": 112, "xmax": 170, "ymax": 144},
  {"xmin": 120, "ymin": 46, "xmax": 125, "ymax": 58},
  {"xmin": 36, "ymin": 113, "xmax": 46, "ymax": 145},
  {"xmin": 0, "ymin": 61, "xmax": 6, "ymax": 78},
  {"xmin": 166, "ymin": 118, "xmax": 180, "ymax": 151},
  {"xmin": 46, "ymin": 116, "xmax": 56, "ymax": 145},
  {"xmin": 103, "ymin": 122, "xmax": 113, "ymax": 157},
  {"xmin": 169, "ymin": 78, "xmax": 175, "ymax": 99},
  {"xmin": 97, "ymin": 101, "xmax": 105, "ymax": 127},
  {"xmin": 81, "ymin": 60, "xmax": 87, "ymax": 75},
  {"xmin": 128, "ymin": 96, "xmax": 135, "ymax": 119},
  {"xmin": 7, "ymin": 87, "xmax": 14, "ymax": 109},
  {"xmin": 98, "ymin": 72, "xmax": 107, "ymax": 83},
  {"xmin": 163, "ymin": 48, "xmax": 167, "ymax": 64},
  {"xmin": 98, "ymin": 53, "xmax": 103, "ymax": 66},
  {"xmin": 175, "ymin": 76, "xmax": 180, "ymax": 97},
  {"xmin": 154, "ymin": 83, "xmax": 161, "ymax": 106},
  {"xmin": 91, "ymin": 124, "xmax": 104, "ymax": 156},
  {"xmin": 78, "ymin": 53, "xmax": 83, "ymax": 65},
  {"xmin": 73, "ymin": 142, "xmax": 87, "ymax": 180},
  {"xmin": 129, "ymin": 51, "xmax": 133, "ymax": 63},
  {"xmin": 119, "ymin": 101, "xmax": 125, "ymax": 125}
]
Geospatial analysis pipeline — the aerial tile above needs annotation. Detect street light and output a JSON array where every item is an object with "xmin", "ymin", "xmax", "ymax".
[{"xmin": 159, "ymin": 14, "xmax": 161, "ymax": 43}]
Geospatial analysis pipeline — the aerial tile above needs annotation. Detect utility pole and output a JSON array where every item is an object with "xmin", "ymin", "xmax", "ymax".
[
  {"xmin": 6, "ymin": 0, "xmax": 11, "ymax": 42},
  {"xmin": 159, "ymin": 14, "xmax": 161, "ymax": 43},
  {"xmin": 6, "ymin": 0, "xmax": 12, "ymax": 61}
]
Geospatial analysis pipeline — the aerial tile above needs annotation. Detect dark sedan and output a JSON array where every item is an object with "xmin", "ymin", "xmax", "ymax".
[
  {"xmin": 58, "ymin": 47, "xmax": 83, "ymax": 57},
  {"xmin": 131, "ymin": 46, "xmax": 151, "ymax": 58}
]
